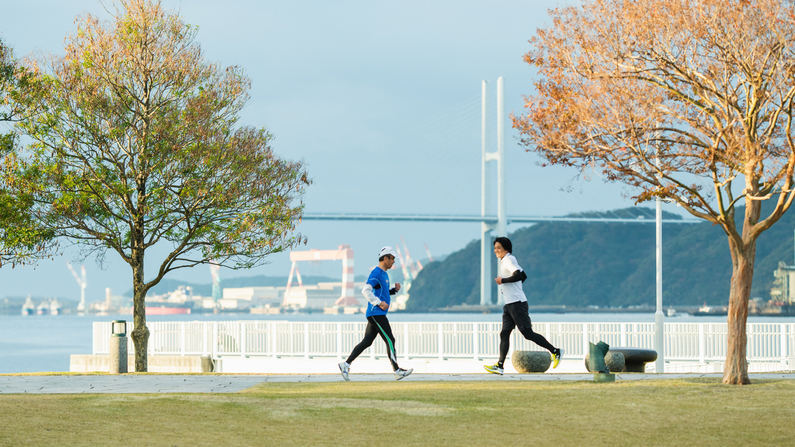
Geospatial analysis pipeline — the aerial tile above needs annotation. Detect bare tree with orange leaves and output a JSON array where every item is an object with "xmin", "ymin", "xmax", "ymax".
[{"xmin": 516, "ymin": 0, "xmax": 795, "ymax": 384}]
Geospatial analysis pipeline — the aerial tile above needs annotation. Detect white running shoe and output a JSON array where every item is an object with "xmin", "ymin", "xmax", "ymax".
[
  {"xmin": 338, "ymin": 362, "xmax": 350, "ymax": 381},
  {"xmin": 394, "ymin": 368, "xmax": 413, "ymax": 380}
]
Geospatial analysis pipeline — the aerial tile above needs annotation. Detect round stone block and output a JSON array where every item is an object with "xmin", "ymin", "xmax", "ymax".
[
  {"xmin": 584, "ymin": 351, "xmax": 625, "ymax": 373},
  {"xmin": 585, "ymin": 348, "xmax": 656, "ymax": 373},
  {"xmin": 511, "ymin": 350, "xmax": 552, "ymax": 373},
  {"xmin": 606, "ymin": 351, "xmax": 625, "ymax": 372}
]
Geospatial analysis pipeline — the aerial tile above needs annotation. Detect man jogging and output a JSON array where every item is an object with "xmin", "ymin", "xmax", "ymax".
[
  {"xmin": 339, "ymin": 246, "xmax": 413, "ymax": 381},
  {"xmin": 484, "ymin": 236, "xmax": 563, "ymax": 375}
]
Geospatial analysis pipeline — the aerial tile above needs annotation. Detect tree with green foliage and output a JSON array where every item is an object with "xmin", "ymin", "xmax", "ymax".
[
  {"xmin": 0, "ymin": 39, "xmax": 57, "ymax": 268},
  {"xmin": 516, "ymin": 0, "xmax": 795, "ymax": 384},
  {"xmin": 6, "ymin": 0, "xmax": 310, "ymax": 371}
]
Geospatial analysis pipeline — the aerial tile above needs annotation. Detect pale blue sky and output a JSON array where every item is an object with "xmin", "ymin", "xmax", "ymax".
[{"xmin": 0, "ymin": 0, "xmax": 668, "ymax": 302}]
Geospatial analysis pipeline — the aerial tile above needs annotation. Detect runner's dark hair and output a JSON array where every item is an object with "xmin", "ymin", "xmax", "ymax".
[{"xmin": 494, "ymin": 237, "xmax": 512, "ymax": 253}]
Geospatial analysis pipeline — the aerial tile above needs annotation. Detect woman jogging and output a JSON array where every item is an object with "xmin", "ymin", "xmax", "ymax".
[
  {"xmin": 339, "ymin": 246, "xmax": 413, "ymax": 381},
  {"xmin": 484, "ymin": 236, "xmax": 563, "ymax": 375}
]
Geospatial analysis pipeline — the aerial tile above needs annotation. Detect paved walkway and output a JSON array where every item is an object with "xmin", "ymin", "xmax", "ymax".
[{"xmin": 2, "ymin": 373, "xmax": 794, "ymax": 394}]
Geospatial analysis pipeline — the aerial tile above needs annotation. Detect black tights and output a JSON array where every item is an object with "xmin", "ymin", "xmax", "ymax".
[
  {"xmin": 499, "ymin": 301, "xmax": 556, "ymax": 366},
  {"xmin": 346, "ymin": 314, "xmax": 400, "ymax": 371}
]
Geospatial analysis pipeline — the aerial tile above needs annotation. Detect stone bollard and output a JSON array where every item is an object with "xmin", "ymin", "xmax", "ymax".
[
  {"xmin": 584, "ymin": 351, "xmax": 625, "ymax": 373},
  {"xmin": 587, "ymin": 341, "xmax": 615, "ymax": 382},
  {"xmin": 109, "ymin": 320, "xmax": 128, "ymax": 374},
  {"xmin": 201, "ymin": 355, "xmax": 214, "ymax": 373},
  {"xmin": 586, "ymin": 348, "xmax": 656, "ymax": 373},
  {"xmin": 511, "ymin": 350, "xmax": 552, "ymax": 373}
]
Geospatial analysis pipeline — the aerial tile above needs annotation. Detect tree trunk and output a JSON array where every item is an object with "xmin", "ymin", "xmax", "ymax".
[
  {"xmin": 130, "ymin": 253, "xmax": 149, "ymax": 372},
  {"xmin": 722, "ymin": 237, "xmax": 755, "ymax": 385}
]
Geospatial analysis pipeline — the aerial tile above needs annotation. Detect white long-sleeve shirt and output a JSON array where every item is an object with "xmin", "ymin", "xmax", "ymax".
[{"xmin": 362, "ymin": 283, "xmax": 382, "ymax": 307}]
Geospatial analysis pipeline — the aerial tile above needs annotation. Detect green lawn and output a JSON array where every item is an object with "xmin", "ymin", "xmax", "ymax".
[{"xmin": 1, "ymin": 379, "xmax": 793, "ymax": 446}]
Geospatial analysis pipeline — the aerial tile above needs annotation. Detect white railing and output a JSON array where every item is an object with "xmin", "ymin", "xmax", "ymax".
[{"xmin": 93, "ymin": 321, "xmax": 794, "ymax": 370}]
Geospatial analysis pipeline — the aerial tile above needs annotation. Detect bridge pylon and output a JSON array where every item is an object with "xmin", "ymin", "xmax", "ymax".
[{"xmin": 481, "ymin": 77, "xmax": 507, "ymax": 306}]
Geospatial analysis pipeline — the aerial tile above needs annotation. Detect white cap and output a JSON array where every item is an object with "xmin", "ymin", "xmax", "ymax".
[{"xmin": 379, "ymin": 246, "xmax": 397, "ymax": 259}]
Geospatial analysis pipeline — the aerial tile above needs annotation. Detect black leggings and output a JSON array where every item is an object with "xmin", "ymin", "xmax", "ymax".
[
  {"xmin": 499, "ymin": 301, "xmax": 556, "ymax": 365},
  {"xmin": 346, "ymin": 315, "xmax": 400, "ymax": 371}
]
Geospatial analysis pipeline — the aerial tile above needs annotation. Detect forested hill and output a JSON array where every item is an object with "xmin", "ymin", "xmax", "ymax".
[{"xmin": 406, "ymin": 205, "xmax": 795, "ymax": 311}]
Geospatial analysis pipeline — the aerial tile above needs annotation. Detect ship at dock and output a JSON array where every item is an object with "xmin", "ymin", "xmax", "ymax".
[
  {"xmin": 143, "ymin": 286, "xmax": 194, "ymax": 315},
  {"xmin": 145, "ymin": 302, "xmax": 193, "ymax": 315},
  {"xmin": 21, "ymin": 296, "xmax": 35, "ymax": 316}
]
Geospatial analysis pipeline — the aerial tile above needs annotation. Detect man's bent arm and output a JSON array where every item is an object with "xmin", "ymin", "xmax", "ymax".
[
  {"xmin": 500, "ymin": 270, "xmax": 527, "ymax": 283},
  {"xmin": 362, "ymin": 284, "xmax": 382, "ymax": 306}
]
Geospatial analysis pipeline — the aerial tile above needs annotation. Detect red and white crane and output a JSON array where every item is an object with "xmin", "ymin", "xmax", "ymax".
[
  {"xmin": 423, "ymin": 243, "xmax": 435, "ymax": 263},
  {"xmin": 284, "ymin": 245, "xmax": 357, "ymax": 306}
]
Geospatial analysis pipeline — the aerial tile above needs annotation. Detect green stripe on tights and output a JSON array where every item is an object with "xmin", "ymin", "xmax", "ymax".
[{"xmin": 372, "ymin": 319, "xmax": 396, "ymax": 358}]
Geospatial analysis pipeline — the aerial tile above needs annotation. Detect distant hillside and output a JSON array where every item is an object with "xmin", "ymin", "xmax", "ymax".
[{"xmin": 406, "ymin": 206, "xmax": 795, "ymax": 310}]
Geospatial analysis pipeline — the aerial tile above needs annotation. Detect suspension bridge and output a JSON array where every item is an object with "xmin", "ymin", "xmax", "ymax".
[{"xmin": 303, "ymin": 77, "xmax": 699, "ymax": 309}]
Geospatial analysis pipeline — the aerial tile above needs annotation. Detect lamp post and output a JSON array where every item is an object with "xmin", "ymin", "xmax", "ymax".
[
  {"xmin": 109, "ymin": 320, "xmax": 128, "ymax": 374},
  {"xmin": 654, "ymin": 137, "xmax": 665, "ymax": 373}
]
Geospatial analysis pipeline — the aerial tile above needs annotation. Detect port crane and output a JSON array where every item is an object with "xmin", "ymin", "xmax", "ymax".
[
  {"xmin": 284, "ymin": 245, "xmax": 357, "ymax": 306},
  {"xmin": 67, "ymin": 263, "xmax": 87, "ymax": 312}
]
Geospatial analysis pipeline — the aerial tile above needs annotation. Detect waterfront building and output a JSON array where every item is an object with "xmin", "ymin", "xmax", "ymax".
[{"xmin": 771, "ymin": 261, "xmax": 795, "ymax": 305}]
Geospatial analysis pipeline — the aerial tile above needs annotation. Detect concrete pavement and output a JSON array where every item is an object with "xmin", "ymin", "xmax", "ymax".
[{"xmin": 2, "ymin": 372, "xmax": 795, "ymax": 394}]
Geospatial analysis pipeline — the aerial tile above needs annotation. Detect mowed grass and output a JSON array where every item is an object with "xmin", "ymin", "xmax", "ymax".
[{"xmin": 1, "ymin": 378, "xmax": 794, "ymax": 446}]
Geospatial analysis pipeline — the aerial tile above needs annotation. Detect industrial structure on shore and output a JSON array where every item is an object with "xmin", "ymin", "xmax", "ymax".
[{"xmin": 10, "ymin": 242, "xmax": 426, "ymax": 316}]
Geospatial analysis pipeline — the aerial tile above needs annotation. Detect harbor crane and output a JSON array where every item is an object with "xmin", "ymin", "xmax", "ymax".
[
  {"xmin": 67, "ymin": 263, "xmax": 87, "ymax": 312},
  {"xmin": 283, "ymin": 245, "xmax": 357, "ymax": 306}
]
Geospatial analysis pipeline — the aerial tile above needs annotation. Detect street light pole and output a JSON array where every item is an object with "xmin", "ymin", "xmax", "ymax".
[{"xmin": 655, "ymin": 138, "xmax": 665, "ymax": 373}]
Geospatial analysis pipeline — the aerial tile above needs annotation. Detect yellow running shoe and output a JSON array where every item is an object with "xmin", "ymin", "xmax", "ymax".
[
  {"xmin": 551, "ymin": 348, "xmax": 564, "ymax": 369},
  {"xmin": 483, "ymin": 364, "xmax": 504, "ymax": 375}
]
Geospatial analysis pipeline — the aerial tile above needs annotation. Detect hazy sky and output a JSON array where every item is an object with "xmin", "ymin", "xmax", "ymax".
[{"xmin": 0, "ymin": 0, "xmax": 675, "ymax": 303}]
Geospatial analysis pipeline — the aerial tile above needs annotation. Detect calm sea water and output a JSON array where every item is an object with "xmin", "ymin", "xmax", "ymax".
[{"xmin": 1, "ymin": 312, "xmax": 793, "ymax": 374}]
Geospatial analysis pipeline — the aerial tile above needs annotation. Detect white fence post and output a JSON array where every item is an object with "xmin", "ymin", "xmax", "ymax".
[
  {"xmin": 781, "ymin": 323, "xmax": 787, "ymax": 369},
  {"xmin": 304, "ymin": 322, "xmax": 310, "ymax": 359},
  {"xmin": 438, "ymin": 323, "xmax": 444, "ymax": 361},
  {"xmin": 337, "ymin": 322, "xmax": 343, "ymax": 360},
  {"xmin": 271, "ymin": 322, "xmax": 277, "ymax": 359},
  {"xmin": 241, "ymin": 321, "xmax": 246, "ymax": 359},
  {"xmin": 473, "ymin": 322, "xmax": 479, "ymax": 361},
  {"xmin": 582, "ymin": 323, "xmax": 589, "ymax": 356},
  {"xmin": 212, "ymin": 321, "xmax": 218, "ymax": 358},
  {"xmin": 404, "ymin": 323, "xmax": 410, "ymax": 361},
  {"xmin": 180, "ymin": 322, "xmax": 186, "ymax": 356},
  {"xmin": 698, "ymin": 323, "xmax": 705, "ymax": 364},
  {"xmin": 92, "ymin": 322, "xmax": 99, "ymax": 355},
  {"xmin": 203, "ymin": 322, "xmax": 208, "ymax": 355},
  {"xmin": 620, "ymin": 323, "xmax": 627, "ymax": 347}
]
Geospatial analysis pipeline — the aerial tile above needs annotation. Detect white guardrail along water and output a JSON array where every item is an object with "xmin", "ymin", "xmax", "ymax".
[{"xmin": 92, "ymin": 321, "xmax": 795, "ymax": 372}]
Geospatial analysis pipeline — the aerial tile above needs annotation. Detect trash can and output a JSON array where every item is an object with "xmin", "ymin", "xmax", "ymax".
[{"xmin": 109, "ymin": 320, "xmax": 128, "ymax": 374}]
